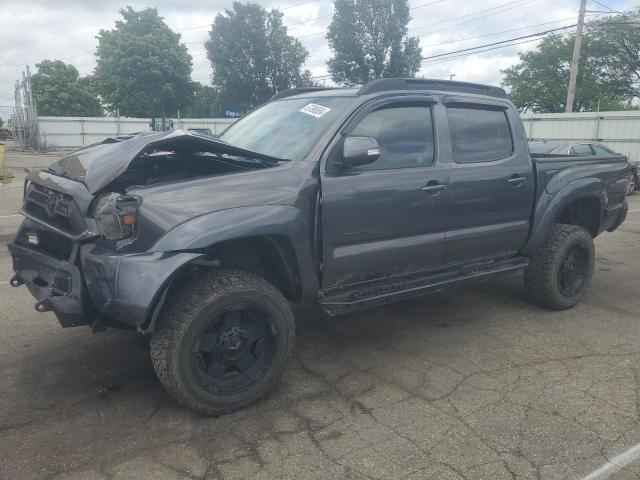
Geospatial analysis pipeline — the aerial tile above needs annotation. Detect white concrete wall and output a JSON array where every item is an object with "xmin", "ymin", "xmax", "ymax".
[
  {"xmin": 521, "ymin": 110, "xmax": 640, "ymax": 163},
  {"xmin": 37, "ymin": 116, "xmax": 236, "ymax": 149},
  {"xmin": 38, "ymin": 111, "xmax": 640, "ymax": 161}
]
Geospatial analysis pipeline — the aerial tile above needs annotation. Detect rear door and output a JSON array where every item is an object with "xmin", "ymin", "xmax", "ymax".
[
  {"xmin": 443, "ymin": 98, "xmax": 534, "ymax": 263},
  {"xmin": 320, "ymin": 98, "xmax": 449, "ymax": 291}
]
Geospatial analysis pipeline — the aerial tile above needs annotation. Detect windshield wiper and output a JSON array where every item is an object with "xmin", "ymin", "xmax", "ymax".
[{"xmin": 197, "ymin": 151, "xmax": 288, "ymax": 168}]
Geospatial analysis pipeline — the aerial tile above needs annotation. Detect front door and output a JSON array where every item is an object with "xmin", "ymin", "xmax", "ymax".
[{"xmin": 321, "ymin": 100, "xmax": 449, "ymax": 292}]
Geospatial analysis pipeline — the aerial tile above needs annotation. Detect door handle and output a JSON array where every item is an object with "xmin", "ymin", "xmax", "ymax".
[
  {"xmin": 421, "ymin": 183, "xmax": 447, "ymax": 194},
  {"xmin": 507, "ymin": 176, "xmax": 526, "ymax": 186}
]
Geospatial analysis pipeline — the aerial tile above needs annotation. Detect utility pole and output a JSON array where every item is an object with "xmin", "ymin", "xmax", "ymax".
[{"xmin": 565, "ymin": 0, "xmax": 587, "ymax": 113}]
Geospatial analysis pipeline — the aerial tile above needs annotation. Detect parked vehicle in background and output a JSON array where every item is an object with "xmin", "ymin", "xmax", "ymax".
[
  {"xmin": 8, "ymin": 78, "xmax": 631, "ymax": 415},
  {"xmin": 631, "ymin": 162, "xmax": 640, "ymax": 193},
  {"xmin": 188, "ymin": 128, "xmax": 214, "ymax": 137},
  {"xmin": 529, "ymin": 140, "xmax": 621, "ymax": 157}
]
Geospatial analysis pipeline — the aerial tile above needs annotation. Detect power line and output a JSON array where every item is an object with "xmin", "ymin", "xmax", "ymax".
[
  {"xmin": 285, "ymin": 13, "xmax": 332, "ymax": 27},
  {"xmin": 281, "ymin": 0, "xmax": 318, "ymax": 10},
  {"xmin": 307, "ymin": 17, "xmax": 640, "ymax": 76},
  {"xmin": 301, "ymin": 0, "xmax": 537, "ymax": 39},
  {"xmin": 212, "ymin": 10, "xmax": 611, "ymax": 73},
  {"xmin": 413, "ymin": 0, "xmax": 448, "ymax": 10},
  {"xmin": 589, "ymin": 0, "xmax": 624, "ymax": 14},
  {"xmin": 418, "ymin": 12, "xmax": 603, "ymax": 46},
  {"xmin": 305, "ymin": 14, "xmax": 581, "ymax": 56},
  {"xmin": 422, "ymin": 34, "xmax": 571, "ymax": 65},
  {"xmin": 308, "ymin": 34, "xmax": 551, "ymax": 78},
  {"xmin": 420, "ymin": 24, "xmax": 577, "ymax": 60},
  {"xmin": 419, "ymin": 21, "xmax": 640, "ymax": 66},
  {"xmin": 411, "ymin": 0, "xmax": 537, "ymax": 36}
]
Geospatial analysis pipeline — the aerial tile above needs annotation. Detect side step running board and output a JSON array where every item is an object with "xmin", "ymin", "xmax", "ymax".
[{"xmin": 319, "ymin": 256, "xmax": 529, "ymax": 316}]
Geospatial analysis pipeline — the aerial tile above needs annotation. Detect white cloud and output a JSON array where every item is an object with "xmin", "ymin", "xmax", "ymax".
[{"xmin": 0, "ymin": 0, "xmax": 634, "ymax": 116}]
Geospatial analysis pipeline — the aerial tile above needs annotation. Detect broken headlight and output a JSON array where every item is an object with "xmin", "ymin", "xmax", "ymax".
[{"xmin": 94, "ymin": 193, "xmax": 139, "ymax": 242}]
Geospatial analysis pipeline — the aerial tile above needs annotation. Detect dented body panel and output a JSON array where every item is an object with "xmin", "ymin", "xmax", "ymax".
[{"xmin": 80, "ymin": 246, "xmax": 205, "ymax": 328}]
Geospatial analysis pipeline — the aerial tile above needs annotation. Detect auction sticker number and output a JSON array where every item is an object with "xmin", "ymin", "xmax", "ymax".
[{"xmin": 299, "ymin": 103, "xmax": 331, "ymax": 118}]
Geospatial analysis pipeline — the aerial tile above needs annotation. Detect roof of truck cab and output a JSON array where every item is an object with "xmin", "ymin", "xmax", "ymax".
[
  {"xmin": 277, "ymin": 88, "xmax": 360, "ymax": 99},
  {"xmin": 274, "ymin": 78, "xmax": 507, "ymax": 102}
]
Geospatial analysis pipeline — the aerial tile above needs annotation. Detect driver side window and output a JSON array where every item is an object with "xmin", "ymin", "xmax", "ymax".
[{"xmin": 347, "ymin": 105, "xmax": 434, "ymax": 171}]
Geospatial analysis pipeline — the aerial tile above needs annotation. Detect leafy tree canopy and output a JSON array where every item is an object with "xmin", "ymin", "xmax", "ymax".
[
  {"xmin": 327, "ymin": 0, "xmax": 422, "ymax": 86},
  {"xmin": 587, "ymin": 9, "xmax": 640, "ymax": 99},
  {"xmin": 502, "ymin": 10, "xmax": 640, "ymax": 112},
  {"xmin": 181, "ymin": 84, "xmax": 220, "ymax": 118},
  {"xmin": 95, "ymin": 6, "xmax": 194, "ymax": 117},
  {"xmin": 32, "ymin": 60, "xmax": 102, "ymax": 116},
  {"xmin": 206, "ymin": 2, "xmax": 312, "ymax": 113}
]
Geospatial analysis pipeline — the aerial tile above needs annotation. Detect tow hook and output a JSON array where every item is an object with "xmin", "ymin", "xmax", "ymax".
[
  {"xmin": 35, "ymin": 299, "xmax": 52, "ymax": 313},
  {"xmin": 9, "ymin": 274, "xmax": 24, "ymax": 287}
]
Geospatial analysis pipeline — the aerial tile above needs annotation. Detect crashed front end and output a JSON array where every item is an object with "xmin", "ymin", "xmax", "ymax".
[
  {"xmin": 7, "ymin": 130, "xmax": 269, "ymax": 330},
  {"xmin": 8, "ymin": 170, "xmax": 201, "ymax": 330},
  {"xmin": 8, "ymin": 130, "xmax": 287, "ymax": 330}
]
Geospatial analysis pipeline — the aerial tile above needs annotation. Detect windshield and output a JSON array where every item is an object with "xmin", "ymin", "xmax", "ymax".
[{"xmin": 218, "ymin": 96, "xmax": 353, "ymax": 161}]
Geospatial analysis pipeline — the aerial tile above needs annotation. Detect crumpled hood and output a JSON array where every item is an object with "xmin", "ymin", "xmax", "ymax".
[
  {"xmin": 128, "ymin": 161, "xmax": 311, "ymax": 232},
  {"xmin": 48, "ymin": 130, "xmax": 283, "ymax": 194}
]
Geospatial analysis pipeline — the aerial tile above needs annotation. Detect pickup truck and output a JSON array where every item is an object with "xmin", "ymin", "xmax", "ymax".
[{"xmin": 8, "ymin": 78, "xmax": 630, "ymax": 415}]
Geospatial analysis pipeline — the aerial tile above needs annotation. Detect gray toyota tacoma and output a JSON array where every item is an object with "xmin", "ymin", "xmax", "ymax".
[{"xmin": 8, "ymin": 78, "xmax": 631, "ymax": 415}]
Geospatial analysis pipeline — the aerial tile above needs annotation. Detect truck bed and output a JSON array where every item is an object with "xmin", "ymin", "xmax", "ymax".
[{"xmin": 531, "ymin": 152, "xmax": 629, "ymax": 212}]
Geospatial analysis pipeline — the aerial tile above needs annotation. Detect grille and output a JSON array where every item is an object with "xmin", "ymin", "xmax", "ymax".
[{"xmin": 23, "ymin": 183, "xmax": 78, "ymax": 235}]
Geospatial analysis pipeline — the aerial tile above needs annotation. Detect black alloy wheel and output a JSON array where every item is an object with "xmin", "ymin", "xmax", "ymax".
[
  {"xmin": 191, "ymin": 306, "xmax": 277, "ymax": 395},
  {"xmin": 557, "ymin": 244, "xmax": 590, "ymax": 298}
]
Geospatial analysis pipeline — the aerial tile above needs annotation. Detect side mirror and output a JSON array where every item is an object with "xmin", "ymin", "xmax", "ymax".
[{"xmin": 341, "ymin": 136, "xmax": 381, "ymax": 168}]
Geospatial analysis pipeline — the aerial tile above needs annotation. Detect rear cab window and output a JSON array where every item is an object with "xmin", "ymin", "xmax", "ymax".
[
  {"xmin": 569, "ymin": 144, "xmax": 594, "ymax": 156},
  {"xmin": 446, "ymin": 105, "xmax": 514, "ymax": 163},
  {"xmin": 591, "ymin": 144, "xmax": 615, "ymax": 156}
]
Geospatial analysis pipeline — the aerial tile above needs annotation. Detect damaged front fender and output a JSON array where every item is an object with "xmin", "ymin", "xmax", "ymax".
[{"xmin": 81, "ymin": 244, "xmax": 204, "ymax": 329}]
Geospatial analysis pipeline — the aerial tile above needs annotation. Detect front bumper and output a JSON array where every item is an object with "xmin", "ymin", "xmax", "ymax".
[
  {"xmin": 9, "ymin": 219, "xmax": 204, "ymax": 329},
  {"xmin": 8, "ymin": 242, "xmax": 90, "ymax": 327}
]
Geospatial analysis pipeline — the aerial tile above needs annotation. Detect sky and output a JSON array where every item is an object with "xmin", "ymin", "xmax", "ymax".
[{"xmin": 0, "ymin": 0, "xmax": 635, "ymax": 118}]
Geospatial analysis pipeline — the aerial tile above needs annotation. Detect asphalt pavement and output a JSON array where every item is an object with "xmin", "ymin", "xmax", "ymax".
[{"xmin": 2, "ymin": 153, "xmax": 640, "ymax": 480}]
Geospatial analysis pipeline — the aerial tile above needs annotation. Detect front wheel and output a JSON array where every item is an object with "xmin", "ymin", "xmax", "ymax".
[
  {"xmin": 150, "ymin": 269, "xmax": 295, "ymax": 416},
  {"xmin": 524, "ymin": 224, "xmax": 595, "ymax": 310}
]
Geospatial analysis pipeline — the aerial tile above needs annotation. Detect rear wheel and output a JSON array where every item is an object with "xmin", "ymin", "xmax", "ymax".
[
  {"xmin": 150, "ymin": 269, "xmax": 295, "ymax": 416},
  {"xmin": 524, "ymin": 224, "xmax": 595, "ymax": 310}
]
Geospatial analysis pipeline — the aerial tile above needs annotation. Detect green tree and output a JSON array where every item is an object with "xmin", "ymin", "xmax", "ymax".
[
  {"xmin": 327, "ymin": 0, "xmax": 422, "ymax": 86},
  {"xmin": 205, "ymin": 2, "xmax": 311, "ymax": 113},
  {"xmin": 181, "ymin": 84, "xmax": 220, "ymax": 118},
  {"xmin": 31, "ymin": 60, "xmax": 102, "ymax": 116},
  {"xmin": 95, "ymin": 6, "xmax": 194, "ymax": 117},
  {"xmin": 502, "ymin": 14, "xmax": 640, "ymax": 113},
  {"xmin": 587, "ymin": 9, "xmax": 640, "ymax": 99}
]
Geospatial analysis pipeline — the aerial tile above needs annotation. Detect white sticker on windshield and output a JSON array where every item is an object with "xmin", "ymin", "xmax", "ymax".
[{"xmin": 299, "ymin": 103, "xmax": 331, "ymax": 118}]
